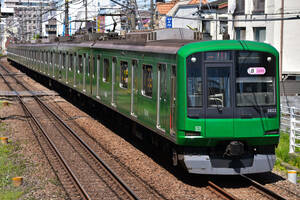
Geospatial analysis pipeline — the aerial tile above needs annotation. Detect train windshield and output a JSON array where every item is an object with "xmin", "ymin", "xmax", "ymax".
[
  {"xmin": 236, "ymin": 51, "xmax": 276, "ymax": 107},
  {"xmin": 186, "ymin": 51, "xmax": 276, "ymax": 117}
]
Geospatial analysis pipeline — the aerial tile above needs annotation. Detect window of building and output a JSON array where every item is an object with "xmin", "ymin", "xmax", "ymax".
[
  {"xmin": 253, "ymin": 0, "xmax": 265, "ymax": 14},
  {"xmin": 219, "ymin": 18, "xmax": 228, "ymax": 34},
  {"xmin": 120, "ymin": 61, "xmax": 128, "ymax": 88},
  {"xmin": 202, "ymin": 20, "xmax": 210, "ymax": 34},
  {"xmin": 254, "ymin": 27, "xmax": 266, "ymax": 42},
  {"xmin": 235, "ymin": 27, "xmax": 246, "ymax": 40},
  {"xmin": 142, "ymin": 65, "xmax": 153, "ymax": 97},
  {"xmin": 235, "ymin": 0, "xmax": 245, "ymax": 14},
  {"xmin": 103, "ymin": 58, "xmax": 109, "ymax": 82}
]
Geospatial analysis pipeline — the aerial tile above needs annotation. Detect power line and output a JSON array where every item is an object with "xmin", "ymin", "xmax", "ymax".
[{"xmin": 168, "ymin": 15, "xmax": 300, "ymax": 22}]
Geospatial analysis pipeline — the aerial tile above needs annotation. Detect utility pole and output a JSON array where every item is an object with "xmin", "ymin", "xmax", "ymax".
[
  {"xmin": 65, "ymin": 0, "xmax": 69, "ymax": 36},
  {"xmin": 40, "ymin": 1, "xmax": 43, "ymax": 37},
  {"xmin": 85, "ymin": 0, "xmax": 88, "ymax": 33},
  {"xmin": 150, "ymin": 0, "xmax": 154, "ymax": 29},
  {"xmin": 130, "ymin": 0, "xmax": 136, "ymax": 30}
]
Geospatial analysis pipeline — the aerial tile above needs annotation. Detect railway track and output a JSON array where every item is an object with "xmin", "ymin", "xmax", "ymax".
[
  {"xmin": 206, "ymin": 175, "xmax": 287, "ymax": 200},
  {"xmin": 0, "ymin": 63, "xmax": 140, "ymax": 200}
]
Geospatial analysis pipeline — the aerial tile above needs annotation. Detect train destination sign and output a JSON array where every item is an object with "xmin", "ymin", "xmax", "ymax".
[{"xmin": 247, "ymin": 67, "xmax": 266, "ymax": 75}]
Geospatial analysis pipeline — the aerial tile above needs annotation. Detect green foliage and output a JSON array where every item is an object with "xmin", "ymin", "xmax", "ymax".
[
  {"xmin": 275, "ymin": 132, "xmax": 300, "ymax": 169},
  {"xmin": 0, "ymin": 190, "xmax": 23, "ymax": 200},
  {"xmin": 33, "ymin": 34, "xmax": 40, "ymax": 40}
]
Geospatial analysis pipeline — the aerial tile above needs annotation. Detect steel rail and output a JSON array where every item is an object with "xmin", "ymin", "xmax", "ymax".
[
  {"xmin": 0, "ymin": 62, "xmax": 140, "ymax": 200},
  {"xmin": 207, "ymin": 181, "xmax": 239, "ymax": 200},
  {"xmin": 0, "ymin": 65, "xmax": 91, "ymax": 200},
  {"xmin": 34, "ymin": 96, "xmax": 140, "ymax": 200},
  {"xmin": 241, "ymin": 175, "xmax": 287, "ymax": 200}
]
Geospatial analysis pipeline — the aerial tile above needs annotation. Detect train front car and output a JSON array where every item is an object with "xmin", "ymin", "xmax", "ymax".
[{"xmin": 176, "ymin": 40, "xmax": 280, "ymax": 175}]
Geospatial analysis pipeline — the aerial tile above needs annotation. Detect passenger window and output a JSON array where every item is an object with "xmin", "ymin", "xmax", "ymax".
[
  {"xmin": 103, "ymin": 58, "xmax": 109, "ymax": 82},
  {"xmin": 142, "ymin": 65, "xmax": 153, "ymax": 97},
  {"xmin": 120, "ymin": 61, "xmax": 128, "ymax": 88},
  {"xmin": 50, "ymin": 52, "xmax": 53, "ymax": 64},
  {"xmin": 78, "ymin": 55, "xmax": 83, "ymax": 73},
  {"xmin": 86, "ymin": 55, "xmax": 90, "ymax": 76},
  {"xmin": 96, "ymin": 55, "xmax": 100, "ymax": 79},
  {"xmin": 93, "ymin": 56, "xmax": 96, "ymax": 77},
  {"xmin": 62, "ymin": 53, "xmax": 66, "ymax": 69},
  {"xmin": 45, "ymin": 52, "xmax": 48, "ymax": 64},
  {"xmin": 55, "ymin": 53, "xmax": 59, "ymax": 66},
  {"xmin": 69, "ymin": 54, "xmax": 73, "ymax": 71}
]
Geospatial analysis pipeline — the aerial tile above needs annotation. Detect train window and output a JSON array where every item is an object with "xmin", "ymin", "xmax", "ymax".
[
  {"xmin": 236, "ymin": 51, "xmax": 276, "ymax": 106},
  {"xmin": 50, "ymin": 52, "xmax": 53, "ymax": 64},
  {"xmin": 187, "ymin": 53, "xmax": 203, "ymax": 108},
  {"xmin": 103, "ymin": 58, "xmax": 109, "ymax": 82},
  {"xmin": 78, "ymin": 55, "xmax": 83, "ymax": 73},
  {"xmin": 55, "ymin": 52, "xmax": 59, "ymax": 66},
  {"xmin": 45, "ymin": 52, "xmax": 48, "ymax": 64},
  {"xmin": 120, "ymin": 61, "xmax": 128, "ymax": 89},
  {"xmin": 158, "ymin": 63, "xmax": 167, "ymax": 97},
  {"xmin": 207, "ymin": 67, "xmax": 231, "ymax": 108},
  {"xmin": 142, "ymin": 65, "xmax": 153, "ymax": 97},
  {"xmin": 69, "ymin": 54, "xmax": 73, "ymax": 71},
  {"xmin": 92, "ymin": 56, "xmax": 96, "ymax": 77},
  {"xmin": 62, "ymin": 53, "xmax": 66, "ymax": 69},
  {"xmin": 86, "ymin": 55, "xmax": 90, "ymax": 76}
]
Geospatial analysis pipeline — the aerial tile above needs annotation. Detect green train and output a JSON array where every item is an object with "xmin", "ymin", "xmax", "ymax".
[{"xmin": 7, "ymin": 37, "xmax": 280, "ymax": 175}]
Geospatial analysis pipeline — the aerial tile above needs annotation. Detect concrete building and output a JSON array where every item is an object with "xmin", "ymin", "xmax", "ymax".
[
  {"xmin": 55, "ymin": 0, "xmax": 121, "ymax": 36},
  {"xmin": 2, "ymin": 0, "xmax": 54, "ymax": 41},
  {"xmin": 155, "ymin": 0, "xmax": 228, "ymax": 40},
  {"xmin": 228, "ymin": 0, "xmax": 300, "ymax": 80}
]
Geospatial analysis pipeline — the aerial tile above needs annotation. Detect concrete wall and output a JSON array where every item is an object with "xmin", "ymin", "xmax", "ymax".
[{"xmin": 280, "ymin": 96, "xmax": 300, "ymax": 108}]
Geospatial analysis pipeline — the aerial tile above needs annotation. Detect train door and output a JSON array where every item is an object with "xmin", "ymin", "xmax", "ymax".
[
  {"xmin": 131, "ymin": 60, "xmax": 138, "ymax": 117},
  {"xmin": 170, "ymin": 65, "xmax": 176, "ymax": 136},
  {"xmin": 204, "ymin": 63, "xmax": 234, "ymax": 137},
  {"xmin": 157, "ymin": 63, "xmax": 168, "ymax": 131}
]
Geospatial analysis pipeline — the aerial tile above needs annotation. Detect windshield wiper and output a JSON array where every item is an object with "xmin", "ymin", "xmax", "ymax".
[{"xmin": 252, "ymin": 92, "xmax": 266, "ymax": 132}]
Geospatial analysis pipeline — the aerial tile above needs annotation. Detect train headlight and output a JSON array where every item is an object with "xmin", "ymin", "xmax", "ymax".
[{"xmin": 191, "ymin": 57, "xmax": 197, "ymax": 63}]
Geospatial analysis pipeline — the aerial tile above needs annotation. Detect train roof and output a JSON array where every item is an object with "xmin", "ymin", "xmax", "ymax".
[
  {"xmin": 10, "ymin": 39, "xmax": 199, "ymax": 55},
  {"xmin": 9, "ymin": 39, "xmax": 279, "ymax": 57}
]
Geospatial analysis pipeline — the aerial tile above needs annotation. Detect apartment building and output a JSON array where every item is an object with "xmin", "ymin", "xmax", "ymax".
[
  {"xmin": 228, "ymin": 0, "xmax": 300, "ymax": 81},
  {"xmin": 3, "ymin": 0, "xmax": 54, "ymax": 41}
]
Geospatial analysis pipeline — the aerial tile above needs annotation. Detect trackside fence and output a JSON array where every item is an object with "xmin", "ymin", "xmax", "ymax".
[{"xmin": 280, "ymin": 105, "xmax": 300, "ymax": 153}]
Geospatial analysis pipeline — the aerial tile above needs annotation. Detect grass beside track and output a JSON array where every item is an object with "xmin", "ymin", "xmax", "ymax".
[
  {"xmin": 0, "ymin": 101, "xmax": 25, "ymax": 199},
  {"xmin": 0, "ymin": 137, "xmax": 25, "ymax": 199},
  {"xmin": 275, "ymin": 132, "xmax": 300, "ymax": 182}
]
